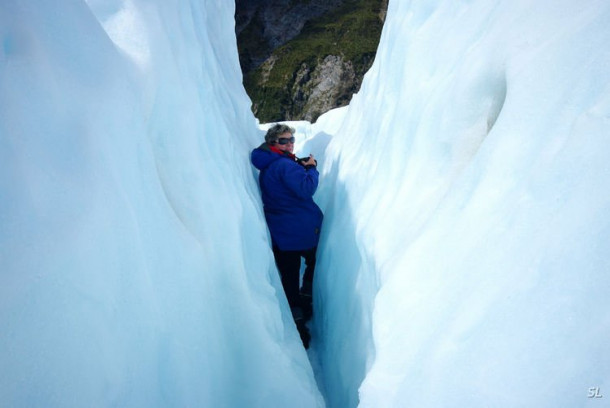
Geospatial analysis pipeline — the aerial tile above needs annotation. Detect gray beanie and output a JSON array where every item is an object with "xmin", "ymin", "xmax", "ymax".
[{"xmin": 264, "ymin": 124, "xmax": 295, "ymax": 144}]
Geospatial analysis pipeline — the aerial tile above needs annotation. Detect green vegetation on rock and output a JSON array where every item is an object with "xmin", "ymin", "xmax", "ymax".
[{"xmin": 242, "ymin": 0, "xmax": 385, "ymax": 122}]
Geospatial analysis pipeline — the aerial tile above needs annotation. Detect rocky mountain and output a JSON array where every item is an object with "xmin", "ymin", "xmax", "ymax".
[{"xmin": 235, "ymin": 0, "xmax": 387, "ymax": 123}]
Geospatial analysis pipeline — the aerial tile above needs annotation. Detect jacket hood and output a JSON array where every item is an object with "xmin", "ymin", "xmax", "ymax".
[{"xmin": 251, "ymin": 143, "xmax": 281, "ymax": 170}]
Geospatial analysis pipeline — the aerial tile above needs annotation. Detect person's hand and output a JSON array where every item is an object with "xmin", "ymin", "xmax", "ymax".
[{"xmin": 303, "ymin": 154, "xmax": 316, "ymax": 167}]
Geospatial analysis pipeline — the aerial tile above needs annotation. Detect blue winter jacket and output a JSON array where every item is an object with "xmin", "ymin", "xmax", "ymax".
[{"xmin": 251, "ymin": 143, "xmax": 323, "ymax": 251}]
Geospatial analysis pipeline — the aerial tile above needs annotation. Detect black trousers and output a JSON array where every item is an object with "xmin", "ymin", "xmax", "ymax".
[{"xmin": 272, "ymin": 246, "xmax": 317, "ymax": 319}]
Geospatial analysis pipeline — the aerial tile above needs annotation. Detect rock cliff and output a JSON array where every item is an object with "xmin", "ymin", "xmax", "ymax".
[{"xmin": 236, "ymin": 0, "xmax": 387, "ymax": 123}]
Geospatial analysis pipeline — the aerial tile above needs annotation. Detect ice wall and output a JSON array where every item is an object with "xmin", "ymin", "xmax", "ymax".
[
  {"xmin": 0, "ymin": 1, "xmax": 322, "ymax": 406},
  {"xmin": 313, "ymin": 0, "xmax": 610, "ymax": 406}
]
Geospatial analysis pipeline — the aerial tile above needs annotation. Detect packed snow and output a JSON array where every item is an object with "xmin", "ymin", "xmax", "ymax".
[{"xmin": 1, "ymin": 0, "xmax": 609, "ymax": 407}]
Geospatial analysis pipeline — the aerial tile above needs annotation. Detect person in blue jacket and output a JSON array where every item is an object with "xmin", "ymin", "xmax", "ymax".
[{"xmin": 251, "ymin": 124, "xmax": 323, "ymax": 348}]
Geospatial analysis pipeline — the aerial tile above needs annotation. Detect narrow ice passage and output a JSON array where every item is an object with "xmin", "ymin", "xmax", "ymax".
[
  {"xmin": 2, "ymin": 0, "xmax": 610, "ymax": 407},
  {"xmin": 268, "ymin": 115, "xmax": 376, "ymax": 408}
]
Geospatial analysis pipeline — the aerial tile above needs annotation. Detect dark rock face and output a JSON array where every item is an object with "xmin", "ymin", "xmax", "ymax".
[
  {"xmin": 290, "ymin": 55, "xmax": 357, "ymax": 122},
  {"xmin": 235, "ymin": 0, "xmax": 386, "ymax": 123},
  {"xmin": 235, "ymin": 0, "xmax": 345, "ymax": 73}
]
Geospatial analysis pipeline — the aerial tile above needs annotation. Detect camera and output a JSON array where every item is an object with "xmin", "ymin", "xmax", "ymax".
[{"xmin": 298, "ymin": 156, "xmax": 317, "ymax": 168}]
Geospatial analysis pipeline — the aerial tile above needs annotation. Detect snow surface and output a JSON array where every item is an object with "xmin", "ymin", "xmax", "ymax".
[{"xmin": 1, "ymin": 0, "xmax": 610, "ymax": 407}]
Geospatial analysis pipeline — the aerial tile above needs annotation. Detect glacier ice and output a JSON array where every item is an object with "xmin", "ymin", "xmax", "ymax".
[
  {"xmin": 0, "ymin": 0, "xmax": 322, "ymax": 406},
  {"xmin": 1, "ymin": 0, "xmax": 610, "ymax": 407},
  {"xmin": 311, "ymin": 0, "xmax": 610, "ymax": 407}
]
